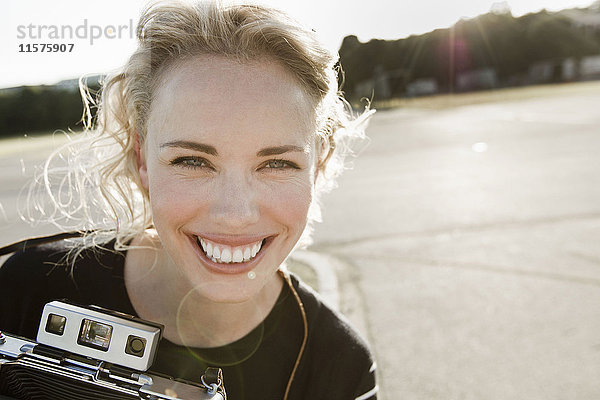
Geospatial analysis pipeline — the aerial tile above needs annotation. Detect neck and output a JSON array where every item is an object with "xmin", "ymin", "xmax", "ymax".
[
  {"xmin": 124, "ymin": 236, "xmax": 284, "ymax": 348},
  {"xmin": 169, "ymin": 272, "xmax": 284, "ymax": 347}
]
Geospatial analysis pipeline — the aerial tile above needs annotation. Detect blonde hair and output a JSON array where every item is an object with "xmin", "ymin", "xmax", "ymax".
[{"xmin": 23, "ymin": 0, "xmax": 373, "ymax": 254}]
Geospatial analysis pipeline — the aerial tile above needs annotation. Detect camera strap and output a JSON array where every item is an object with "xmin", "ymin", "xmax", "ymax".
[{"xmin": 200, "ymin": 367, "xmax": 226, "ymax": 398}]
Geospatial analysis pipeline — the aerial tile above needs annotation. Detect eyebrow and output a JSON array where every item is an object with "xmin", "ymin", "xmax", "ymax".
[
  {"xmin": 160, "ymin": 140, "xmax": 218, "ymax": 156},
  {"xmin": 160, "ymin": 141, "xmax": 305, "ymax": 157},
  {"xmin": 256, "ymin": 145, "xmax": 305, "ymax": 157}
]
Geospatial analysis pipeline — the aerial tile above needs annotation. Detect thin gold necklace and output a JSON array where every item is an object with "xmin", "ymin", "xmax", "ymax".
[{"xmin": 278, "ymin": 269, "xmax": 308, "ymax": 400}]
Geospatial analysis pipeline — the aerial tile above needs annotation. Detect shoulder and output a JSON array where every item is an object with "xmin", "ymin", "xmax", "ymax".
[
  {"xmin": 0, "ymin": 237, "xmax": 127, "ymax": 339},
  {"xmin": 0, "ymin": 237, "xmax": 125, "ymax": 288},
  {"xmin": 0, "ymin": 239, "xmax": 76, "ymax": 338},
  {"xmin": 0, "ymin": 238, "xmax": 75, "ymax": 290},
  {"xmin": 289, "ymin": 273, "xmax": 378, "ymax": 399},
  {"xmin": 292, "ymin": 274, "xmax": 371, "ymax": 354}
]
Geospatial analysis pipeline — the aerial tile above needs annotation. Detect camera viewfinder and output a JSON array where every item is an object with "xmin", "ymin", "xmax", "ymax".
[
  {"xmin": 78, "ymin": 319, "xmax": 113, "ymax": 352},
  {"xmin": 45, "ymin": 314, "xmax": 66, "ymax": 336}
]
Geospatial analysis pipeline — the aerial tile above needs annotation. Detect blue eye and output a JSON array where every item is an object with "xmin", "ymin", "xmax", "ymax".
[
  {"xmin": 264, "ymin": 159, "xmax": 299, "ymax": 170},
  {"xmin": 171, "ymin": 157, "xmax": 210, "ymax": 169}
]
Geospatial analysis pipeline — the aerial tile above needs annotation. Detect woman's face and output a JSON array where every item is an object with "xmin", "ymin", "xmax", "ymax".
[{"xmin": 138, "ymin": 56, "xmax": 318, "ymax": 303}]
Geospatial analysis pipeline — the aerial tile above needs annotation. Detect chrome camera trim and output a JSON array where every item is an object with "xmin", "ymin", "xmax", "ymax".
[
  {"xmin": 37, "ymin": 301, "xmax": 162, "ymax": 371},
  {"xmin": 0, "ymin": 332, "xmax": 225, "ymax": 400}
]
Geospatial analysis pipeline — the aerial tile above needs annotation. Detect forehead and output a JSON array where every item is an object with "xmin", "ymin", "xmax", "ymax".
[{"xmin": 147, "ymin": 55, "xmax": 317, "ymax": 147}]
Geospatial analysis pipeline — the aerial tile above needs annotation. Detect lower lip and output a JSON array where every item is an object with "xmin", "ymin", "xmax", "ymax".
[{"xmin": 187, "ymin": 235, "xmax": 271, "ymax": 275}]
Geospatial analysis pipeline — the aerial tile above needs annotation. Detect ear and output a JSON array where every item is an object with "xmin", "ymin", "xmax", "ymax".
[
  {"xmin": 135, "ymin": 132, "xmax": 149, "ymax": 190},
  {"xmin": 313, "ymin": 136, "xmax": 326, "ymax": 183},
  {"xmin": 314, "ymin": 134, "xmax": 333, "ymax": 182}
]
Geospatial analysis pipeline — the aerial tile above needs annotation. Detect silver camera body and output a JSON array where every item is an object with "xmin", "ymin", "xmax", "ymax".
[
  {"xmin": 37, "ymin": 300, "xmax": 161, "ymax": 371},
  {"xmin": 0, "ymin": 301, "xmax": 226, "ymax": 400}
]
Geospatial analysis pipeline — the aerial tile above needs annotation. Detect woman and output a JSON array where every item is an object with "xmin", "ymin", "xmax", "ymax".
[{"xmin": 0, "ymin": 1, "xmax": 376, "ymax": 399}]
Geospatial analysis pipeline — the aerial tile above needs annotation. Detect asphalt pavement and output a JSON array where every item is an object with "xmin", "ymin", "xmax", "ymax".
[
  {"xmin": 1, "ymin": 82, "xmax": 600, "ymax": 399},
  {"xmin": 307, "ymin": 82, "xmax": 600, "ymax": 399}
]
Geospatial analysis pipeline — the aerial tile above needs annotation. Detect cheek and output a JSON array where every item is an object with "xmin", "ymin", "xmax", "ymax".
[
  {"xmin": 146, "ymin": 171, "xmax": 210, "ymax": 226},
  {"xmin": 260, "ymin": 178, "xmax": 314, "ymax": 230}
]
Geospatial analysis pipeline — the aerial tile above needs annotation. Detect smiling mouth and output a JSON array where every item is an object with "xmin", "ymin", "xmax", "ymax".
[{"xmin": 196, "ymin": 236, "xmax": 266, "ymax": 264}]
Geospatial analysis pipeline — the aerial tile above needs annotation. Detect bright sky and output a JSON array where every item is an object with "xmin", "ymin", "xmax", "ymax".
[{"xmin": 0, "ymin": 0, "xmax": 595, "ymax": 88}]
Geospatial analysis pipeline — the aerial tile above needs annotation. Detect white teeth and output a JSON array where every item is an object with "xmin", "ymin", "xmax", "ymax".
[
  {"xmin": 221, "ymin": 248, "xmax": 232, "ymax": 263},
  {"xmin": 198, "ymin": 237, "xmax": 264, "ymax": 264},
  {"xmin": 232, "ymin": 249, "xmax": 243, "ymax": 262},
  {"xmin": 252, "ymin": 243, "xmax": 259, "ymax": 257}
]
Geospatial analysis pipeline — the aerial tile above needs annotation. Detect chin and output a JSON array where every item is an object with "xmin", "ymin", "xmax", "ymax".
[{"xmin": 181, "ymin": 269, "xmax": 277, "ymax": 305}]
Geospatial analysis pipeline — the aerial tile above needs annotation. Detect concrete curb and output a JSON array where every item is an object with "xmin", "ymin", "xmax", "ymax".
[
  {"xmin": 289, "ymin": 250, "xmax": 372, "ymax": 345},
  {"xmin": 289, "ymin": 249, "xmax": 340, "ymax": 312}
]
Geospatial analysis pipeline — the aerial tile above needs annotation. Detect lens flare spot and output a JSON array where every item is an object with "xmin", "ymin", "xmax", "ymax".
[{"xmin": 472, "ymin": 142, "xmax": 488, "ymax": 153}]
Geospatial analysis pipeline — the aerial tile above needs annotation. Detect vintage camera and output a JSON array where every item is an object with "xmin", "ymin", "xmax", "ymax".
[
  {"xmin": 37, "ymin": 301, "xmax": 162, "ymax": 371},
  {"xmin": 0, "ymin": 300, "xmax": 226, "ymax": 400}
]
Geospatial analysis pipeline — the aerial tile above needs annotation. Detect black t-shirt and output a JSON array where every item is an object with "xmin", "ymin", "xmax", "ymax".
[{"xmin": 0, "ymin": 239, "xmax": 377, "ymax": 399}]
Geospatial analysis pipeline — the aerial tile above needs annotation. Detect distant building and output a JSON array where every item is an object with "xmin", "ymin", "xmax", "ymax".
[
  {"xmin": 528, "ymin": 59, "xmax": 578, "ymax": 83},
  {"xmin": 528, "ymin": 56, "xmax": 600, "ymax": 83},
  {"xmin": 562, "ymin": 58, "xmax": 578, "ymax": 81},
  {"xmin": 406, "ymin": 78, "xmax": 438, "ymax": 97},
  {"xmin": 580, "ymin": 55, "xmax": 600, "ymax": 79},
  {"xmin": 456, "ymin": 68, "xmax": 498, "ymax": 91}
]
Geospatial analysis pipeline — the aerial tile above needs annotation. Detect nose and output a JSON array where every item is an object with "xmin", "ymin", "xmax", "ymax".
[{"xmin": 209, "ymin": 172, "xmax": 260, "ymax": 229}]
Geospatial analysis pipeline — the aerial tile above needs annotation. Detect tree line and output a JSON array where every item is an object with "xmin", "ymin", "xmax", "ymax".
[
  {"xmin": 338, "ymin": 9, "xmax": 600, "ymax": 101},
  {"xmin": 0, "ymin": 81, "xmax": 100, "ymax": 138},
  {"xmin": 1, "ymin": 8, "xmax": 599, "ymax": 137}
]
